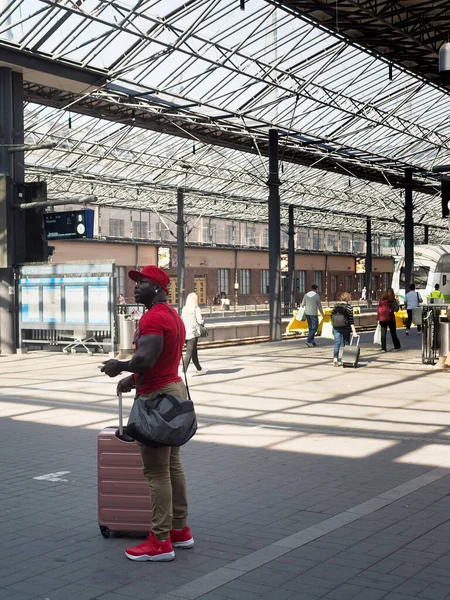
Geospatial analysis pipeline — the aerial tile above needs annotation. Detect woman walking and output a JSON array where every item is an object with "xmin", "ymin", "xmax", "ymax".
[
  {"xmin": 181, "ymin": 293, "xmax": 208, "ymax": 375},
  {"xmin": 331, "ymin": 292, "xmax": 357, "ymax": 367},
  {"xmin": 377, "ymin": 288, "xmax": 401, "ymax": 352}
]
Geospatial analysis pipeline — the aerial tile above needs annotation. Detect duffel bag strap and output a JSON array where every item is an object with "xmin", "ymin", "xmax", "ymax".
[{"xmin": 161, "ymin": 304, "xmax": 191, "ymax": 401}]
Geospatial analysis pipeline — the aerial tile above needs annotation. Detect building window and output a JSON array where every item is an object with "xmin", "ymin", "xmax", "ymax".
[
  {"xmin": 133, "ymin": 221, "xmax": 148, "ymax": 239},
  {"xmin": 341, "ymin": 238, "xmax": 350, "ymax": 253},
  {"xmin": 226, "ymin": 225, "xmax": 236, "ymax": 245},
  {"xmin": 358, "ymin": 274, "xmax": 365, "ymax": 291},
  {"xmin": 344, "ymin": 275, "xmax": 352, "ymax": 292},
  {"xmin": 218, "ymin": 269, "xmax": 229, "ymax": 295},
  {"xmin": 156, "ymin": 221, "xmax": 170, "ymax": 241},
  {"xmin": 116, "ymin": 266, "xmax": 126, "ymax": 298},
  {"xmin": 313, "ymin": 231, "xmax": 320, "ymax": 251},
  {"xmin": 328, "ymin": 235, "xmax": 337, "ymax": 252},
  {"xmin": 245, "ymin": 225, "xmax": 256, "ymax": 246},
  {"xmin": 330, "ymin": 275, "xmax": 338, "ymax": 294},
  {"xmin": 281, "ymin": 231, "xmax": 289, "ymax": 248},
  {"xmin": 202, "ymin": 222, "xmax": 216, "ymax": 244},
  {"xmin": 109, "ymin": 218, "xmax": 125, "ymax": 237},
  {"xmin": 353, "ymin": 239, "xmax": 361, "ymax": 253},
  {"xmin": 314, "ymin": 271, "xmax": 322, "ymax": 292},
  {"xmin": 296, "ymin": 270, "xmax": 306, "ymax": 293},
  {"xmin": 263, "ymin": 228, "xmax": 269, "ymax": 247},
  {"xmin": 298, "ymin": 231, "xmax": 308, "ymax": 248},
  {"xmin": 373, "ymin": 236, "xmax": 380, "ymax": 255},
  {"xmin": 240, "ymin": 269, "xmax": 251, "ymax": 295},
  {"xmin": 261, "ymin": 270, "xmax": 269, "ymax": 294}
]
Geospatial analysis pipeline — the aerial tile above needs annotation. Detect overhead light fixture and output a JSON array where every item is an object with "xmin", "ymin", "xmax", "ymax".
[{"xmin": 439, "ymin": 42, "xmax": 450, "ymax": 74}]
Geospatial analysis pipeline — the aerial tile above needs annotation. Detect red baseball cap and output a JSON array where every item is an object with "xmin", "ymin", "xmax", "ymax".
[{"xmin": 128, "ymin": 265, "xmax": 170, "ymax": 295}]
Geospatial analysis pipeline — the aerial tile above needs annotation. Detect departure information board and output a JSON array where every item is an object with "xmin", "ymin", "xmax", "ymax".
[{"xmin": 44, "ymin": 210, "xmax": 94, "ymax": 240}]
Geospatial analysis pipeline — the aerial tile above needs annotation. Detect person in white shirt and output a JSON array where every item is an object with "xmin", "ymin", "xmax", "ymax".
[
  {"xmin": 300, "ymin": 284, "xmax": 324, "ymax": 348},
  {"xmin": 181, "ymin": 293, "xmax": 208, "ymax": 374},
  {"xmin": 404, "ymin": 283, "xmax": 422, "ymax": 334}
]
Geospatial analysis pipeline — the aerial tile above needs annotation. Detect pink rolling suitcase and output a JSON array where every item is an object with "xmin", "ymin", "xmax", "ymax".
[{"xmin": 98, "ymin": 393, "xmax": 151, "ymax": 538}]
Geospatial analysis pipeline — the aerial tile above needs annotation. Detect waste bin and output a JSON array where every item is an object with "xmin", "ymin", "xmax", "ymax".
[
  {"xmin": 118, "ymin": 313, "xmax": 136, "ymax": 354},
  {"xmin": 439, "ymin": 318, "xmax": 450, "ymax": 357}
]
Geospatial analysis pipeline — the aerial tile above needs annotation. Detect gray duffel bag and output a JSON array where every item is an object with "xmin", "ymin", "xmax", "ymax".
[{"xmin": 126, "ymin": 393, "xmax": 197, "ymax": 447}]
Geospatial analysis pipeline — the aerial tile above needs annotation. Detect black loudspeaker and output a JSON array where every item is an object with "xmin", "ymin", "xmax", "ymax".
[
  {"xmin": 442, "ymin": 180, "xmax": 450, "ymax": 218},
  {"xmin": 15, "ymin": 182, "xmax": 49, "ymax": 263}
]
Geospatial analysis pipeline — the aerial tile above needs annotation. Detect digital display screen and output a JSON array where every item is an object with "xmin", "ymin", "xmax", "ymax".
[{"xmin": 44, "ymin": 210, "xmax": 91, "ymax": 240}]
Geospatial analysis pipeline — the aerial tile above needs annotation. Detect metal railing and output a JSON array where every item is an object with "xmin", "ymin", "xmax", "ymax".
[
  {"xmin": 202, "ymin": 304, "xmax": 270, "ymax": 318},
  {"xmin": 117, "ymin": 301, "xmax": 371, "ymax": 319}
]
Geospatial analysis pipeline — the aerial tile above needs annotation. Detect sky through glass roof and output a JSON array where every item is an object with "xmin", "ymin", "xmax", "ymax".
[{"xmin": 1, "ymin": 0, "xmax": 449, "ymax": 239}]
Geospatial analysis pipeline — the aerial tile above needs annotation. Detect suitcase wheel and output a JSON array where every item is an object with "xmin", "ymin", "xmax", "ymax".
[{"xmin": 100, "ymin": 526, "xmax": 111, "ymax": 539}]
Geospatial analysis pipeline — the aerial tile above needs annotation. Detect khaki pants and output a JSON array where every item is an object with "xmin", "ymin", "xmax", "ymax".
[{"xmin": 137, "ymin": 380, "xmax": 189, "ymax": 541}]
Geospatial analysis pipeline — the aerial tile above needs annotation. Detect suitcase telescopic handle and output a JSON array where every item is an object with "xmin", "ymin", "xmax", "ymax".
[
  {"xmin": 351, "ymin": 334, "xmax": 360, "ymax": 347},
  {"xmin": 118, "ymin": 392, "xmax": 123, "ymax": 436}
]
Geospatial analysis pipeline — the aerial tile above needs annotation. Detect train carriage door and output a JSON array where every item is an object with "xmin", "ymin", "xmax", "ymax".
[
  {"xmin": 437, "ymin": 255, "xmax": 450, "ymax": 299},
  {"xmin": 194, "ymin": 275, "xmax": 207, "ymax": 305},
  {"xmin": 169, "ymin": 277, "xmax": 178, "ymax": 306}
]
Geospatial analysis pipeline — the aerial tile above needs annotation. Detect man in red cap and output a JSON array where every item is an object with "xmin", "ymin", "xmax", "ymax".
[{"xmin": 100, "ymin": 265, "xmax": 194, "ymax": 561}]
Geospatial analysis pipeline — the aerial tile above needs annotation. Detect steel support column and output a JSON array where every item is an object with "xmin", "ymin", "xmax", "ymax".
[
  {"xmin": 268, "ymin": 129, "xmax": 281, "ymax": 341},
  {"xmin": 0, "ymin": 68, "xmax": 24, "ymax": 354},
  {"xmin": 404, "ymin": 169, "xmax": 414, "ymax": 290},
  {"xmin": 176, "ymin": 188, "xmax": 185, "ymax": 314},
  {"xmin": 286, "ymin": 205, "xmax": 295, "ymax": 315},
  {"xmin": 365, "ymin": 217, "xmax": 372, "ymax": 307},
  {"xmin": 424, "ymin": 224, "xmax": 429, "ymax": 245}
]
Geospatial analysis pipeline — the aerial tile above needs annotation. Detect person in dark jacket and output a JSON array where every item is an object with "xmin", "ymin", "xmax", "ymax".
[
  {"xmin": 331, "ymin": 292, "xmax": 357, "ymax": 367},
  {"xmin": 377, "ymin": 290, "xmax": 401, "ymax": 352}
]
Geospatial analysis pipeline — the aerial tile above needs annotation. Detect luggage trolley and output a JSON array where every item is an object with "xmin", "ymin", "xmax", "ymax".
[{"xmin": 422, "ymin": 306, "xmax": 441, "ymax": 365}]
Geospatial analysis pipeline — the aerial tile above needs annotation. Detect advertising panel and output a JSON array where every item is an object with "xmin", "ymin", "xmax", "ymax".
[
  {"xmin": 356, "ymin": 258, "xmax": 366, "ymax": 274},
  {"xmin": 88, "ymin": 285, "xmax": 109, "ymax": 324},
  {"xmin": 43, "ymin": 286, "xmax": 62, "ymax": 322},
  {"xmin": 21, "ymin": 286, "xmax": 40, "ymax": 322},
  {"xmin": 65, "ymin": 286, "xmax": 85, "ymax": 323},
  {"xmin": 158, "ymin": 247, "xmax": 171, "ymax": 270}
]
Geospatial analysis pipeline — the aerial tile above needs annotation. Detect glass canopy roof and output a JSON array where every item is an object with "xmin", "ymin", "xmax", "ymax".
[{"xmin": 2, "ymin": 0, "xmax": 450, "ymax": 239}]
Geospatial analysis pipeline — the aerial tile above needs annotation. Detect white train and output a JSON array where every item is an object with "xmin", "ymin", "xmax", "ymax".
[{"xmin": 392, "ymin": 245, "xmax": 450, "ymax": 301}]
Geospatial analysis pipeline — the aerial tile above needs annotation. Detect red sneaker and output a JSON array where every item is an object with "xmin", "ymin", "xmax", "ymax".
[
  {"xmin": 125, "ymin": 533, "xmax": 175, "ymax": 561},
  {"xmin": 170, "ymin": 526, "xmax": 194, "ymax": 548}
]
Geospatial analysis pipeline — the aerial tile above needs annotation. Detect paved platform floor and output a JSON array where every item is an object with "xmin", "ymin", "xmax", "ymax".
[{"xmin": 1, "ymin": 328, "xmax": 450, "ymax": 600}]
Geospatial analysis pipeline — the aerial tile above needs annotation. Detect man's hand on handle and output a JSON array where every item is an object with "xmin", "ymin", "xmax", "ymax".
[{"xmin": 117, "ymin": 375, "xmax": 136, "ymax": 395}]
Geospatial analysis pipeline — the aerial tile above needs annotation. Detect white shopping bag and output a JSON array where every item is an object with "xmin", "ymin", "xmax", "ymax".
[
  {"xmin": 412, "ymin": 307, "xmax": 422, "ymax": 326},
  {"xmin": 296, "ymin": 306, "xmax": 306, "ymax": 321},
  {"xmin": 373, "ymin": 323, "xmax": 381, "ymax": 345},
  {"xmin": 321, "ymin": 321, "xmax": 334, "ymax": 340}
]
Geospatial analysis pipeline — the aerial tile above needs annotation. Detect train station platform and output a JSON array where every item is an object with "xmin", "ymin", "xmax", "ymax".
[{"xmin": 1, "ymin": 330, "xmax": 450, "ymax": 600}]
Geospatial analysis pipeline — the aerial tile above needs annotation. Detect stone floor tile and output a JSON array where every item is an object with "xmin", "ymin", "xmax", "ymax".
[{"xmin": 1, "ymin": 344, "xmax": 450, "ymax": 600}]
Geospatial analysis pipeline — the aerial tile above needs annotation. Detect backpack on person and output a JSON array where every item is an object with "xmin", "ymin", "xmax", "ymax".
[{"xmin": 331, "ymin": 304, "xmax": 349, "ymax": 328}]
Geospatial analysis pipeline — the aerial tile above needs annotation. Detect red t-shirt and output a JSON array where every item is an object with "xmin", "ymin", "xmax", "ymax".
[{"xmin": 133, "ymin": 303, "xmax": 185, "ymax": 394}]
